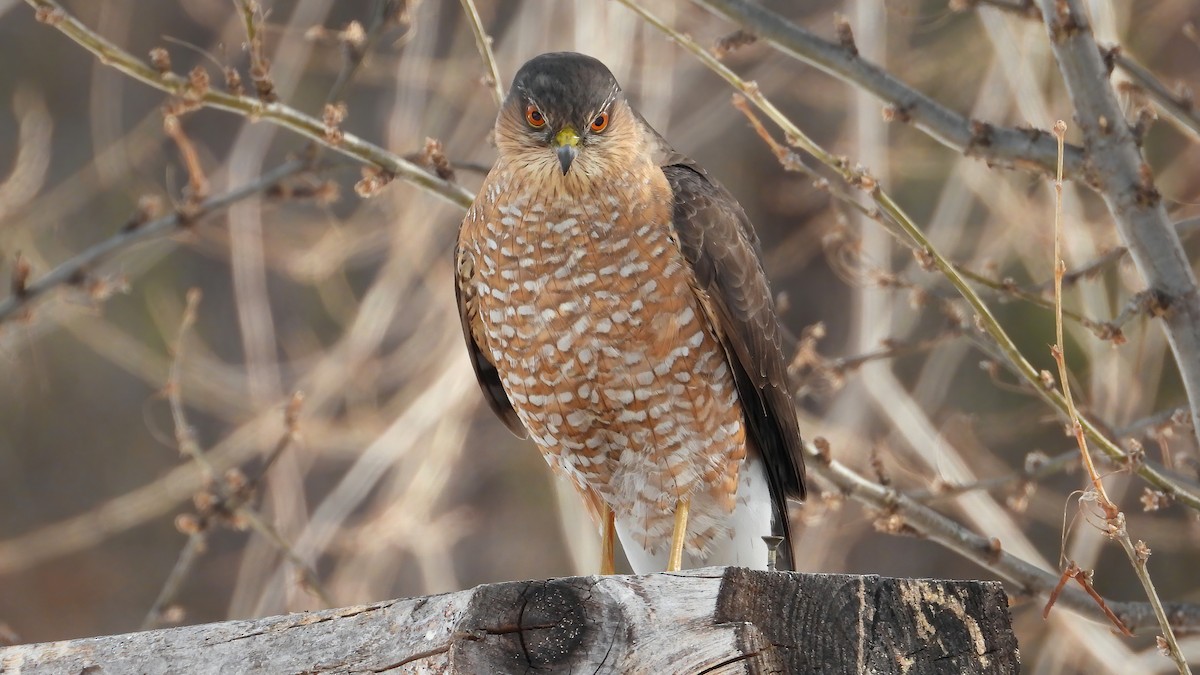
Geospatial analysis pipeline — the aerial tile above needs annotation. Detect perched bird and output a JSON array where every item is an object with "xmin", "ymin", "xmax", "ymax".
[{"xmin": 455, "ymin": 52, "xmax": 805, "ymax": 573}]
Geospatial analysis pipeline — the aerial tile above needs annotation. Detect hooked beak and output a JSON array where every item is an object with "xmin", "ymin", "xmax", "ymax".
[{"xmin": 553, "ymin": 126, "xmax": 580, "ymax": 175}]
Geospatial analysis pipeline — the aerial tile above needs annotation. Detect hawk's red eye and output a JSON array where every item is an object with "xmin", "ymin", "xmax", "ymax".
[
  {"xmin": 526, "ymin": 106, "xmax": 545, "ymax": 128},
  {"xmin": 590, "ymin": 112, "xmax": 609, "ymax": 133}
]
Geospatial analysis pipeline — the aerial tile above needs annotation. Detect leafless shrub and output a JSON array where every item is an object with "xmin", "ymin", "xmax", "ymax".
[{"xmin": 1, "ymin": 1, "xmax": 1199, "ymax": 671}]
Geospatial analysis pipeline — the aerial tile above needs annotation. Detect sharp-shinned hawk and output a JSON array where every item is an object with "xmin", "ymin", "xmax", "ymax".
[{"xmin": 455, "ymin": 52, "xmax": 806, "ymax": 573}]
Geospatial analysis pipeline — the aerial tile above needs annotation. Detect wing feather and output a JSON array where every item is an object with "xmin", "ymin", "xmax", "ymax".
[
  {"xmin": 454, "ymin": 237, "xmax": 527, "ymax": 438},
  {"xmin": 663, "ymin": 162, "xmax": 807, "ymax": 550}
]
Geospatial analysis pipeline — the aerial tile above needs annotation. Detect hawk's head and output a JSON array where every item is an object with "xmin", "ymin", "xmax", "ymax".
[{"xmin": 496, "ymin": 52, "xmax": 643, "ymax": 181}]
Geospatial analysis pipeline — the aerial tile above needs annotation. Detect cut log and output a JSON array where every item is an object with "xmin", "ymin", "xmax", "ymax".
[{"xmin": 0, "ymin": 567, "xmax": 1018, "ymax": 674}]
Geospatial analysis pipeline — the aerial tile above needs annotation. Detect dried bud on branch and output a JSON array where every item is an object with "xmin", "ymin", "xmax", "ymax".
[
  {"xmin": 711, "ymin": 30, "xmax": 757, "ymax": 60},
  {"xmin": 149, "ymin": 47, "xmax": 172, "ymax": 74},
  {"xmin": 323, "ymin": 102, "xmax": 348, "ymax": 144}
]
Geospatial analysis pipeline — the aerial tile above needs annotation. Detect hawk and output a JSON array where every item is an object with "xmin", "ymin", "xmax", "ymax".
[{"xmin": 455, "ymin": 52, "xmax": 806, "ymax": 573}]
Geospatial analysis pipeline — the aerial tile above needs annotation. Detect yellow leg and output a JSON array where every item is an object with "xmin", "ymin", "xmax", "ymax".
[
  {"xmin": 667, "ymin": 497, "xmax": 690, "ymax": 572},
  {"xmin": 600, "ymin": 504, "xmax": 615, "ymax": 575}
]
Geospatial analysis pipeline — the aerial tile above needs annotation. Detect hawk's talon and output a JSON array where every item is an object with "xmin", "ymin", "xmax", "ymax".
[{"xmin": 762, "ymin": 534, "xmax": 784, "ymax": 572}]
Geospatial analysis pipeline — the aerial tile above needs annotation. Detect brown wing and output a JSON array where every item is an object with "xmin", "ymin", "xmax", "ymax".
[
  {"xmin": 663, "ymin": 162, "xmax": 807, "ymax": 540},
  {"xmin": 454, "ymin": 236, "xmax": 527, "ymax": 438}
]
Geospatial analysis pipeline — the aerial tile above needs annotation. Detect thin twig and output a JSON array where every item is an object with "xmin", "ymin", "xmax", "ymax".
[
  {"xmin": 732, "ymin": 94, "xmax": 896, "ymax": 232},
  {"xmin": 26, "ymin": 0, "xmax": 473, "ymax": 209},
  {"xmin": 1028, "ymin": 217, "xmax": 1200, "ymax": 295},
  {"xmin": 1042, "ymin": 561, "xmax": 1132, "ymax": 636},
  {"xmin": 953, "ymin": 263, "xmax": 1122, "ymax": 341},
  {"xmin": 1022, "ymin": 213, "xmax": 1200, "ymax": 295},
  {"xmin": 139, "ymin": 292, "xmax": 219, "ymax": 630},
  {"xmin": 164, "ymin": 290, "xmax": 332, "ymax": 609},
  {"xmin": 248, "ymin": 392, "xmax": 306, "ymax": 490},
  {"xmin": 906, "ymin": 450, "xmax": 1077, "ymax": 503},
  {"xmin": 618, "ymin": 0, "xmax": 1200, "ymax": 512},
  {"xmin": 142, "ymin": 531, "xmax": 206, "ymax": 629},
  {"xmin": 1016, "ymin": 228, "xmax": 1200, "ymax": 311},
  {"xmin": 304, "ymin": 2, "xmax": 409, "ymax": 194},
  {"xmin": 0, "ymin": 159, "xmax": 309, "ymax": 324},
  {"xmin": 167, "ymin": 290, "xmax": 207, "ymax": 466},
  {"xmin": 1050, "ymin": 120, "xmax": 1115, "ymax": 514},
  {"xmin": 1047, "ymin": 121, "xmax": 1189, "ymax": 674},
  {"xmin": 162, "ymin": 113, "xmax": 210, "ymax": 203},
  {"xmin": 829, "ymin": 333, "xmax": 960, "ymax": 373},
  {"xmin": 1115, "ymin": 534, "xmax": 1190, "ymax": 662},
  {"xmin": 458, "ymin": 0, "xmax": 505, "ymax": 107},
  {"xmin": 1111, "ymin": 51, "xmax": 1200, "ymax": 143},
  {"xmin": 323, "ymin": 0, "xmax": 408, "ymax": 107},
  {"xmin": 906, "ymin": 410, "xmax": 1200, "ymax": 505},
  {"xmin": 790, "ymin": 321, "xmax": 964, "ymax": 399},
  {"xmin": 233, "ymin": 0, "xmax": 277, "ymax": 102}
]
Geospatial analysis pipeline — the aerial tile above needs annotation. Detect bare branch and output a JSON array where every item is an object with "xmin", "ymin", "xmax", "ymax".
[
  {"xmin": 691, "ymin": 0, "xmax": 1087, "ymax": 180},
  {"xmin": 1047, "ymin": 119, "xmax": 1187, "ymax": 670},
  {"xmin": 1111, "ymin": 50, "xmax": 1200, "ymax": 143},
  {"xmin": 1037, "ymin": 0, "xmax": 1200, "ymax": 454},
  {"xmin": 143, "ymin": 391, "xmax": 304, "ymax": 630},
  {"xmin": 1027, "ymin": 217, "xmax": 1200, "ymax": 295},
  {"xmin": 1042, "ymin": 561, "xmax": 1133, "ymax": 636},
  {"xmin": 321, "ymin": 0, "xmax": 410, "ymax": 107},
  {"xmin": 1051, "ymin": 120, "xmax": 1116, "ymax": 516},
  {"xmin": 142, "ymin": 531, "xmax": 206, "ymax": 630},
  {"xmin": 807, "ymin": 439, "xmax": 1200, "ymax": 634},
  {"xmin": 234, "ymin": 0, "xmax": 277, "ymax": 102},
  {"xmin": 737, "ymin": 93, "xmax": 1133, "ymax": 343},
  {"xmin": 162, "ymin": 113, "xmax": 210, "ymax": 203},
  {"xmin": 953, "ymin": 263, "xmax": 1123, "ymax": 341},
  {"xmin": 25, "ymin": 0, "xmax": 473, "ymax": 209},
  {"xmin": 0, "ymin": 159, "xmax": 309, "ymax": 324},
  {"xmin": 966, "ymin": 3, "xmax": 1200, "ymax": 145},
  {"xmin": 458, "ymin": 0, "xmax": 505, "ymax": 107},
  {"xmin": 164, "ymin": 291, "xmax": 331, "ymax": 608}
]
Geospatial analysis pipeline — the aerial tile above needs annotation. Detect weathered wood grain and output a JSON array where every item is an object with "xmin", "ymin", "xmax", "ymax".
[{"xmin": 0, "ymin": 568, "xmax": 1018, "ymax": 674}]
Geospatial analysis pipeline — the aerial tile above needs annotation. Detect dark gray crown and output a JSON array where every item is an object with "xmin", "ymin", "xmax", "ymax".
[{"xmin": 508, "ymin": 52, "xmax": 621, "ymax": 126}]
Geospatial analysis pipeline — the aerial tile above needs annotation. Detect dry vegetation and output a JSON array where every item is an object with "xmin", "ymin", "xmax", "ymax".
[{"xmin": 0, "ymin": 0, "xmax": 1198, "ymax": 672}]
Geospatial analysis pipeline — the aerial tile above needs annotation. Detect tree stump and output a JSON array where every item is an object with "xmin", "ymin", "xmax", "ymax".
[{"xmin": 0, "ymin": 567, "xmax": 1018, "ymax": 674}]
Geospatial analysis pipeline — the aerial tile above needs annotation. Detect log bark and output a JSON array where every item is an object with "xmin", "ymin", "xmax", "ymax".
[{"xmin": 0, "ymin": 568, "xmax": 1018, "ymax": 674}]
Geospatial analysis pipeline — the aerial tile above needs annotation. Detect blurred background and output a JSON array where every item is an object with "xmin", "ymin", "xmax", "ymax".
[{"xmin": 0, "ymin": 0, "xmax": 1198, "ymax": 672}]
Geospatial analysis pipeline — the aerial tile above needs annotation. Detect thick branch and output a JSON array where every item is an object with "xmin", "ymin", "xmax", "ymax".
[
  {"xmin": 692, "ymin": 0, "xmax": 1087, "ymax": 181},
  {"xmin": 1036, "ymin": 0, "xmax": 1200, "ymax": 451}
]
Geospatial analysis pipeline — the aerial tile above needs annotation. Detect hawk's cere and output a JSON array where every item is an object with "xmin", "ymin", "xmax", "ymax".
[{"xmin": 455, "ymin": 52, "xmax": 806, "ymax": 573}]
